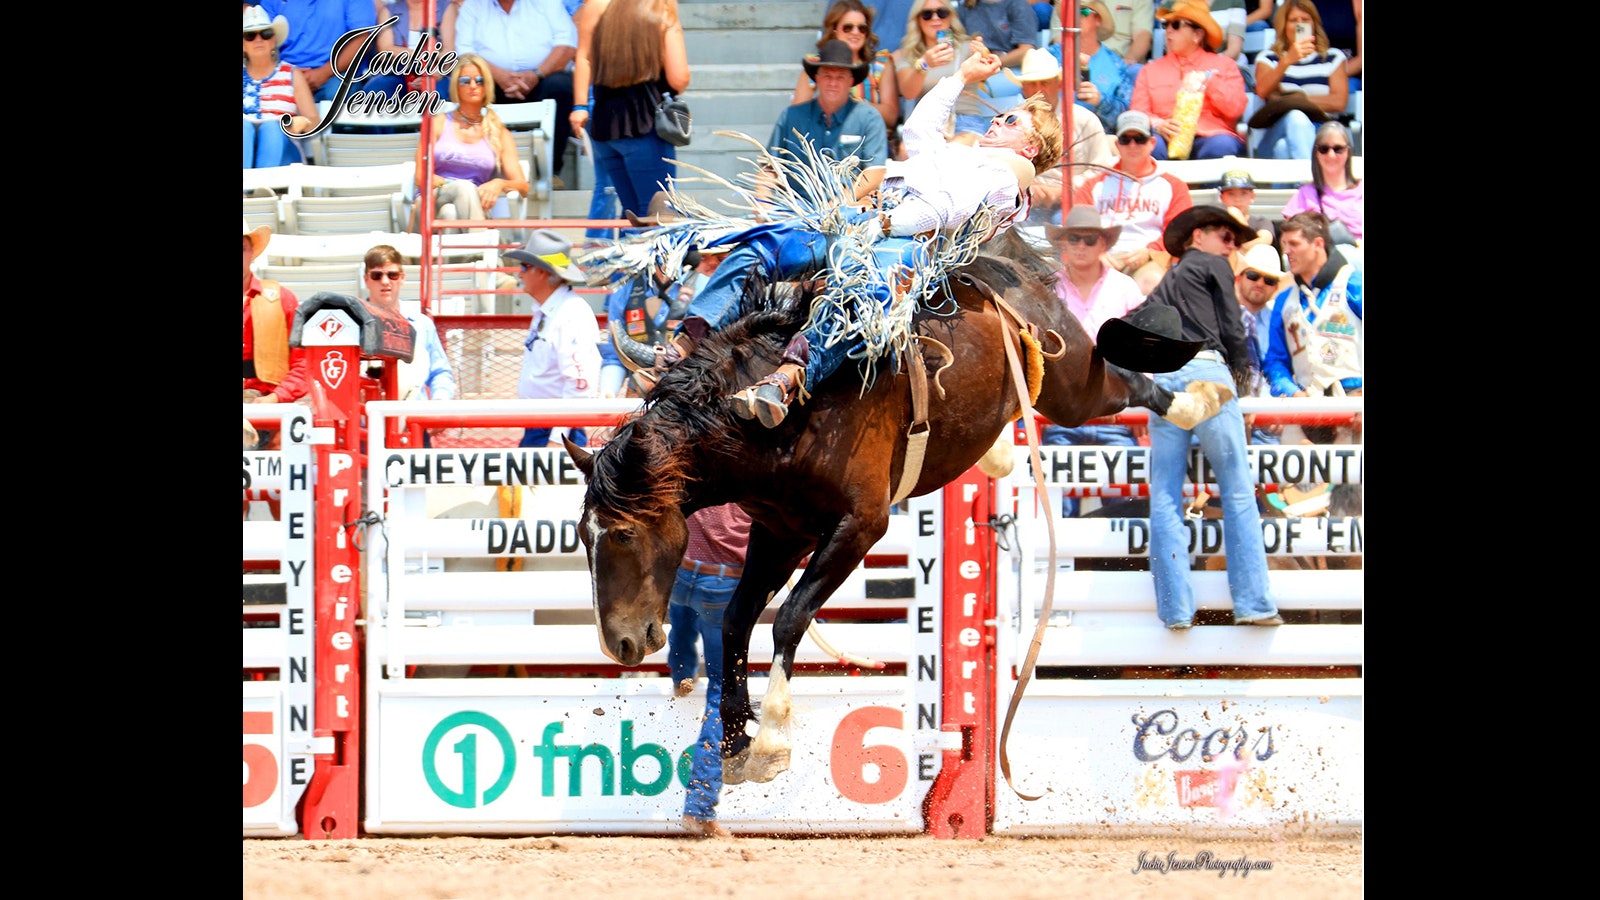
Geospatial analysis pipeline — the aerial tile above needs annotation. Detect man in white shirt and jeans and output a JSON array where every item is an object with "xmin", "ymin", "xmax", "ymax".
[{"xmin": 508, "ymin": 229, "xmax": 601, "ymax": 448}]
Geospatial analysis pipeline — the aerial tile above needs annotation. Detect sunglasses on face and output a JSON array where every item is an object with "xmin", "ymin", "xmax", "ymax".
[
  {"xmin": 1243, "ymin": 270, "xmax": 1279, "ymax": 287},
  {"xmin": 1080, "ymin": 7, "xmax": 1096, "ymax": 17},
  {"xmin": 244, "ymin": 30, "xmax": 274, "ymax": 41},
  {"xmin": 458, "ymin": 75, "xmax": 485, "ymax": 86},
  {"xmin": 367, "ymin": 270, "xmax": 403, "ymax": 281},
  {"xmin": 1316, "ymin": 144, "xmax": 1349, "ymax": 155},
  {"xmin": 992, "ymin": 112, "xmax": 1025, "ymax": 128},
  {"xmin": 1063, "ymin": 233, "xmax": 1100, "ymax": 246},
  {"xmin": 1163, "ymin": 19, "xmax": 1194, "ymax": 31},
  {"xmin": 1117, "ymin": 133, "xmax": 1151, "ymax": 145},
  {"xmin": 838, "ymin": 22, "xmax": 868, "ymax": 34},
  {"xmin": 1207, "ymin": 228, "xmax": 1237, "ymax": 246},
  {"xmin": 920, "ymin": 9, "xmax": 951, "ymax": 20}
]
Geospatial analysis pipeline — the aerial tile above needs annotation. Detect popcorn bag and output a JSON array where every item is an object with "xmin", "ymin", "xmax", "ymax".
[{"xmin": 1167, "ymin": 70, "xmax": 1210, "ymax": 160}]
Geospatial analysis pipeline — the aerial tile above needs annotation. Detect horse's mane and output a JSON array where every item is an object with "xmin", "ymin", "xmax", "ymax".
[{"xmin": 584, "ymin": 298, "xmax": 809, "ymax": 523}]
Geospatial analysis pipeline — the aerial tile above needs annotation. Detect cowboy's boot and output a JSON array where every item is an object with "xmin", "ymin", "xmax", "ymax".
[{"xmin": 729, "ymin": 334, "xmax": 810, "ymax": 428}]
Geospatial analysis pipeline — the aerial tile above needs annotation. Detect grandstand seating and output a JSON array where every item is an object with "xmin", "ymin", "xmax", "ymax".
[
  {"xmin": 257, "ymin": 263, "xmax": 363, "ymax": 299},
  {"xmin": 1158, "ymin": 155, "xmax": 1363, "ymax": 221}
]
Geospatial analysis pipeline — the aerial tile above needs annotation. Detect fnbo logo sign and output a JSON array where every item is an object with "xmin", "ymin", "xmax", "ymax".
[{"xmin": 422, "ymin": 712, "xmax": 699, "ymax": 808}]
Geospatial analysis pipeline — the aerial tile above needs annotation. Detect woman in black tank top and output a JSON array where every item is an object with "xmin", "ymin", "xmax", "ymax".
[{"xmin": 571, "ymin": 0, "xmax": 693, "ymax": 219}]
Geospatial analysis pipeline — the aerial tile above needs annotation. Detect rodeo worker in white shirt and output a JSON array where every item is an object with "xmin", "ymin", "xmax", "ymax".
[{"xmin": 509, "ymin": 229, "xmax": 602, "ymax": 448}]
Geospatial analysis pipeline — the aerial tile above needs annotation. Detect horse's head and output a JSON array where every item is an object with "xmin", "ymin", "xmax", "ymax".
[{"xmin": 565, "ymin": 427, "xmax": 692, "ymax": 666}]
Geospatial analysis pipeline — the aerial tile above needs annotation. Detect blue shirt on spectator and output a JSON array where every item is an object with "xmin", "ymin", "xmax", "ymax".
[
  {"xmin": 260, "ymin": 0, "xmax": 379, "ymax": 71},
  {"xmin": 769, "ymin": 97, "xmax": 888, "ymax": 202}
]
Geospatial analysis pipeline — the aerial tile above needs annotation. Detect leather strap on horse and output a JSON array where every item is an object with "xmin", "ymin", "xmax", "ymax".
[
  {"xmin": 987, "ymin": 283, "xmax": 1060, "ymax": 802},
  {"xmin": 890, "ymin": 337, "xmax": 952, "ymax": 506}
]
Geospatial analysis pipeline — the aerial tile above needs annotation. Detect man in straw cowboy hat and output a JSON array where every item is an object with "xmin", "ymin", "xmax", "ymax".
[
  {"xmin": 506, "ymin": 229, "xmax": 602, "ymax": 448},
  {"xmin": 1118, "ymin": 203, "xmax": 1281, "ymax": 630},
  {"xmin": 1038, "ymin": 204, "xmax": 1145, "ymax": 515},
  {"xmin": 242, "ymin": 221, "xmax": 309, "ymax": 409},
  {"xmin": 768, "ymin": 39, "xmax": 888, "ymax": 202}
]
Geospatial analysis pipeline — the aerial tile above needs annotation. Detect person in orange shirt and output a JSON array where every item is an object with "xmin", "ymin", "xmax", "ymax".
[
  {"xmin": 1129, "ymin": 0, "xmax": 1247, "ymax": 160},
  {"xmin": 242, "ymin": 222, "xmax": 309, "ymax": 413}
]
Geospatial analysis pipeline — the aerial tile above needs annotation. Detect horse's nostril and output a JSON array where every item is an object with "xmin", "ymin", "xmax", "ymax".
[{"xmin": 618, "ymin": 637, "xmax": 635, "ymax": 663}]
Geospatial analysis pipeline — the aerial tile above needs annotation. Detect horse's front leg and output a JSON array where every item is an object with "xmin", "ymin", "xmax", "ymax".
[
  {"xmin": 737, "ymin": 508, "xmax": 889, "ymax": 785},
  {"xmin": 719, "ymin": 528, "xmax": 811, "ymax": 786}
]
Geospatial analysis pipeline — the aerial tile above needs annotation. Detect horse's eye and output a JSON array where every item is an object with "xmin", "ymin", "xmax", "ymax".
[{"xmin": 610, "ymin": 528, "xmax": 634, "ymax": 546}]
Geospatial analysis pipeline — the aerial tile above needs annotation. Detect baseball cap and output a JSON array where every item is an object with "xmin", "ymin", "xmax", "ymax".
[
  {"xmin": 1218, "ymin": 170, "xmax": 1257, "ymax": 191},
  {"xmin": 1116, "ymin": 111, "xmax": 1151, "ymax": 137}
]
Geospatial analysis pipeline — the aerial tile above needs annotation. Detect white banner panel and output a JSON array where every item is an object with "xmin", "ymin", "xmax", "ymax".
[
  {"xmin": 366, "ymin": 678, "xmax": 929, "ymax": 835},
  {"xmin": 992, "ymin": 680, "xmax": 1362, "ymax": 832}
]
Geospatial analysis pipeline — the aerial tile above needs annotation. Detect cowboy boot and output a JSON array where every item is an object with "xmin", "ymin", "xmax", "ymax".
[
  {"xmin": 656, "ymin": 315, "xmax": 709, "ymax": 370},
  {"xmin": 729, "ymin": 334, "xmax": 810, "ymax": 428}
]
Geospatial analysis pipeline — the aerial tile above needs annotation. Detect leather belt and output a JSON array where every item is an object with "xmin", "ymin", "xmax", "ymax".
[
  {"xmin": 1192, "ymin": 349, "xmax": 1225, "ymax": 363},
  {"xmin": 680, "ymin": 558, "xmax": 743, "ymax": 579}
]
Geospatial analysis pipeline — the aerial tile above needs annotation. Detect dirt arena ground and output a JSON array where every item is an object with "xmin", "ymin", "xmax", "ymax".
[{"xmin": 243, "ymin": 828, "xmax": 1363, "ymax": 899}]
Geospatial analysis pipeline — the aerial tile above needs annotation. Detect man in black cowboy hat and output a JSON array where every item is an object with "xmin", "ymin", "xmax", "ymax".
[
  {"xmin": 768, "ymin": 38, "xmax": 888, "ymax": 201},
  {"xmin": 1130, "ymin": 204, "xmax": 1283, "ymax": 631}
]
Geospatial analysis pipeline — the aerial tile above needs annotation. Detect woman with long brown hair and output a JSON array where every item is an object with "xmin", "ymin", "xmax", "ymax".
[
  {"xmin": 792, "ymin": 1, "xmax": 900, "ymax": 137},
  {"xmin": 571, "ymin": 0, "xmax": 692, "ymax": 219}
]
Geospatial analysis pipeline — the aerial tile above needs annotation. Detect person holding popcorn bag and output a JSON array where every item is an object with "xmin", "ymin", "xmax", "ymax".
[{"xmin": 1130, "ymin": 0, "xmax": 1247, "ymax": 160}]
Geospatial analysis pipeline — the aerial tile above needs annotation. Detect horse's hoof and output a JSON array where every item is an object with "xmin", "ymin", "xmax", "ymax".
[
  {"xmin": 743, "ymin": 748, "xmax": 791, "ymax": 784},
  {"xmin": 1163, "ymin": 380, "xmax": 1234, "ymax": 430},
  {"xmin": 682, "ymin": 815, "xmax": 733, "ymax": 839},
  {"xmin": 723, "ymin": 749, "xmax": 750, "ymax": 785}
]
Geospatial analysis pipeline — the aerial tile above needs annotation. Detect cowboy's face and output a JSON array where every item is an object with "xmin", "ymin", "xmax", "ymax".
[
  {"xmin": 1281, "ymin": 229, "xmax": 1327, "ymax": 280},
  {"xmin": 814, "ymin": 66, "xmax": 855, "ymax": 108},
  {"xmin": 1236, "ymin": 268, "xmax": 1279, "ymax": 308},
  {"xmin": 979, "ymin": 109, "xmax": 1039, "ymax": 160},
  {"xmin": 1019, "ymin": 76, "xmax": 1060, "ymax": 106},
  {"xmin": 366, "ymin": 262, "xmax": 405, "ymax": 308},
  {"xmin": 1191, "ymin": 224, "xmax": 1236, "ymax": 258},
  {"xmin": 1055, "ymin": 229, "xmax": 1105, "ymax": 265}
]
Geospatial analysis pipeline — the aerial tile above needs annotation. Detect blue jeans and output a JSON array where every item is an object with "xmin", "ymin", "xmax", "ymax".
[
  {"xmin": 593, "ymin": 133, "xmax": 676, "ymax": 225},
  {"xmin": 519, "ymin": 427, "xmax": 587, "ymax": 448},
  {"xmin": 681, "ymin": 221, "xmax": 833, "ymax": 332},
  {"xmin": 1147, "ymin": 357, "xmax": 1277, "ymax": 627},
  {"xmin": 584, "ymin": 165, "xmax": 620, "ymax": 239},
  {"xmin": 1041, "ymin": 423, "xmax": 1138, "ymax": 517},
  {"xmin": 243, "ymin": 119, "xmax": 304, "ymax": 168},
  {"xmin": 667, "ymin": 566, "xmax": 734, "ymax": 821},
  {"xmin": 1152, "ymin": 131, "xmax": 1247, "ymax": 160},
  {"xmin": 1255, "ymin": 110, "xmax": 1316, "ymax": 160}
]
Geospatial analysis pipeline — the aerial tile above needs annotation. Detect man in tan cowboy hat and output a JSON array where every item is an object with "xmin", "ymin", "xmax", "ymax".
[
  {"xmin": 768, "ymin": 39, "xmax": 888, "ymax": 200},
  {"xmin": 506, "ymin": 229, "xmax": 601, "ymax": 448},
  {"xmin": 242, "ymin": 221, "xmax": 309, "ymax": 407},
  {"xmin": 1134, "ymin": 203, "xmax": 1281, "ymax": 631},
  {"xmin": 1039, "ymin": 204, "xmax": 1145, "ymax": 514}
]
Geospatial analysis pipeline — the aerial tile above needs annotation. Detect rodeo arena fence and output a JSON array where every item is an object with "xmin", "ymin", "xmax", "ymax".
[{"xmin": 243, "ymin": 294, "xmax": 1362, "ymax": 840}]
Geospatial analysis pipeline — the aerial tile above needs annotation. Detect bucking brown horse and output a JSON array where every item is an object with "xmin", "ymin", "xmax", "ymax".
[{"xmin": 565, "ymin": 229, "xmax": 1228, "ymax": 787}]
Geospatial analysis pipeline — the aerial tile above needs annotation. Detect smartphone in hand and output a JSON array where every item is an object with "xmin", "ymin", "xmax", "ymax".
[{"xmin": 1293, "ymin": 22, "xmax": 1312, "ymax": 42}]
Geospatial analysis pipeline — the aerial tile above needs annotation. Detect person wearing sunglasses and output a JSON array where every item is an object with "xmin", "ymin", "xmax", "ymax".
[
  {"xmin": 256, "ymin": 0, "xmax": 381, "ymax": 103},
  {"xmin": 1128, "ymin": 0, "xmax": 1247, "ymax": 160},
  {"xmin": 793, "ymin": 2, "xmax": 901, "ymax": 145},
  {"xmin": 1261, "ymin": 210, "xmax": 1362, "ymax": 445},
  {"xmin": 413, "ymin": 54, "xmax": 531, "ymax": 233},
  {"xmin": 505, "ymin": 229, "xmax": 601, "ymax": 449},
  {"xmin": 1071, "ymin": 110, "xmax": 1194, "ymax": 295},
  {"xmin": 894, "ymin": 1, "xmax": 984, "ymax": 139},
  {"xmin": 1070, "ymin": 0, "xmax": 1135, "ymax": 133},
  {"xmin": 242, "ymin": 6, "xmax": 320, "ymax": 168},
  {"xmin": 1037, "ymin": 205, "xmax": 1145, "ymax": 514},
  {"xmin": 1137, "ymin": 203, "xmax": 1282, "ymax": 632},
  {"xmin": 1232, "ymin": 243, "xmax": 1286, "ymax": 446},
  {"xmin": 1281, "ymin": 120, "xmax": 1361, "ymax": 266},
  {"xmin": 359, "ymin": 246, "xmax": 458, "ymax": 448}
]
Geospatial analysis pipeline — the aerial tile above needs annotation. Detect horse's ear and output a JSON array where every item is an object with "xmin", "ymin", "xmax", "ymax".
[{"xmin": 565, "ymin": 436, "xmax": 593, "ymax": 474}]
